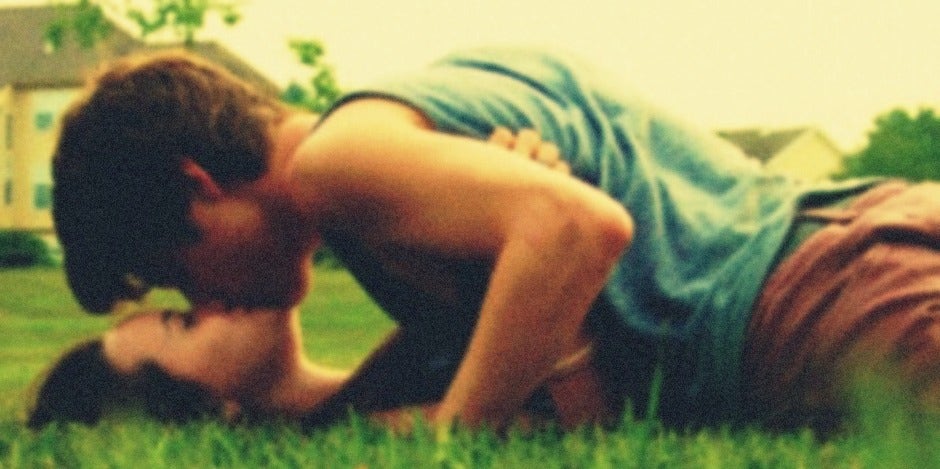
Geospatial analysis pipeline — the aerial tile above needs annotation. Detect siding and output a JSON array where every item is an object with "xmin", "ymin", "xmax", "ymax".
[
  {"xmin": 5, "ymin": 87, "xmax": 76, "ymax": 231},
  {"xmin": 764, "ymin": 132, "xmax": 843, "ymax": 181},
  {"xmin": 0, "ymin": 85, "xmax": 11, "ymax": 228}
]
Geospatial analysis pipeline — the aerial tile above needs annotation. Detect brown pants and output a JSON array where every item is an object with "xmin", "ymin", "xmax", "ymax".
[{"xmin": 744, "ymin": 181, "xmax": 940, "ymax": 430}]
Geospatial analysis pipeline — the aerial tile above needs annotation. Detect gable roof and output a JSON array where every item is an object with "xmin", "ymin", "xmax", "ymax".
[
  {"xmin": 0, "ymin": 5, "xmax": 279, "ymax": 94},
  {"xmin": 717, "ymin": 127, "xmax": 810, "ymax": 162}
]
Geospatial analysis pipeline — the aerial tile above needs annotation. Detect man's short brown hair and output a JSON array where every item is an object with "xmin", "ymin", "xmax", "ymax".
[{"xmin": 53, "ymin": 50, "xmax": 288, "ymax": 312}]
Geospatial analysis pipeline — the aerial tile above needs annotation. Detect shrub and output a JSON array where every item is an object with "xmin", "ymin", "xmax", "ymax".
[{"xmin": 0, "ymin": 231, "xmax": 55, "ymax": 267}]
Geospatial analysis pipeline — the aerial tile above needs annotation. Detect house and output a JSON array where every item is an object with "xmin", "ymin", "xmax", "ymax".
[
  {"xmin": 718, "ymin": 127, "xmax": 844, "ymax": 181},
  {"xmin": 0, "ymin": 5, "xmax": 279, "ymax": 233}
]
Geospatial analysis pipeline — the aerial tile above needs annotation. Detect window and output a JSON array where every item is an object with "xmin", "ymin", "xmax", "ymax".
[
  {"xmin": 33, "ymin": 183, "xmax": 51, "ymax": 210},
  {"xmin": 1, "ymin": 113, "xmax": 8, "ymax": 206},
  {"xmin": 34, "ymin": 112, "xmax": 53, "ymax": 132}
]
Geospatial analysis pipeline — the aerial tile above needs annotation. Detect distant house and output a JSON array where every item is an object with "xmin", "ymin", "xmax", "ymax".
[
  {"xmin": 0, "ymin": 5, "xmax": 278, "ymax": 232},
  {"xmin": 718, "ymin": 127, "xmax": 844, "ymax": 181}
]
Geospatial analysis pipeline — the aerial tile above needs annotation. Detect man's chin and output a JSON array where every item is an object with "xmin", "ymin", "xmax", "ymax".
[
  {"xmin": 244, "ymin": 281, "xmax": 309, "ymax": 310},
  {"xmin": 187, "ymin": 268, "xmax": 310, "ymax": 311}
]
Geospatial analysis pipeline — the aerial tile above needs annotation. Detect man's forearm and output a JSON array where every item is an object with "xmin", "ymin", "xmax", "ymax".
[{"xmin": 434, "ymin": 200, "xmax": 632, "ymax": 428}]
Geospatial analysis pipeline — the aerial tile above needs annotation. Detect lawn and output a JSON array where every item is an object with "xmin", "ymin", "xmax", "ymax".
[{"xmin": 1, "ymin": 267, "xmax": 938, "ymax": 468}]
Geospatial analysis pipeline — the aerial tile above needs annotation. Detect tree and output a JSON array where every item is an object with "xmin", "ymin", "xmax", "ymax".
[
  {"xmin": 280, "ymin": 39, "xmax": 342, "ymax": 114},
  {"xmin": 43, "ymin": 1, "xmax": 342, "ymax": 114},
  {"xmin": 44, "ymin": 0, "xmax": 243, "ymax": 51},
  {"xmin": 43, "ymin": 0, "xmax": 112, "ymax": 50},
  {"xmin": 838, "ymin": 107, "xmax": 940, "ymax": 181},
  {"xmin": 43, "ymin": 1, "xmax": 341, "ymax": 112}
]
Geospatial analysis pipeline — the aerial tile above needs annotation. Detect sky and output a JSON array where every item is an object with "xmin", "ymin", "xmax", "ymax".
[{"xmin": 5, "ymin": 0, "xmax": 940, "ymax": 150}]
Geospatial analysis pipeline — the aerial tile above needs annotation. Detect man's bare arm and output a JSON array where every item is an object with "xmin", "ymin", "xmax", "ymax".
[{"xmin": 300, "ymin": 99, "xmax": 633, "ymax": 428}]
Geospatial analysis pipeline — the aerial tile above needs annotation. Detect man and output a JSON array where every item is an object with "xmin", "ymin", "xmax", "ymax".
[
  {"xmin": 53, "ymin": 47, "xmax": 629, "ymax": 430},
  {"xmin": 52, "ymin": 45, "xmax": 937, "ymax": 431}
]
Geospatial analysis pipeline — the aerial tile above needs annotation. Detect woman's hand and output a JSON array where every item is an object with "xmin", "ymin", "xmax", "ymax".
[{"xmin": 488, "ymin": 127, "xmax": 571, "ymax": 175}]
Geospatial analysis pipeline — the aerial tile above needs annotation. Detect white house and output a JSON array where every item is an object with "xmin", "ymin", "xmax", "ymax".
[
  {"xmin": 0, "ymin": 5, "xmax": 279, "ymax": 233},
  {"xmin": 718, "ymin": 127, "xmax": 844, "ymax": 181}
]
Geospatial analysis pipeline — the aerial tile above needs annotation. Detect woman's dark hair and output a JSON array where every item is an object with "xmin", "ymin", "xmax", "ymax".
[
  {"xmin": 52, "ymin": 50, "xmax": 289, "ymax": 313},
  {"xmin": 27, "ymin": 339, "xmax": 221, "ymax": 429}
]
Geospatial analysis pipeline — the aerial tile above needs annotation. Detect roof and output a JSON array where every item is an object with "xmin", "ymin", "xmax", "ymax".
[
  {"xmin": 717, "ymin": 128, "xmax": 811, "ymax": 162},
  {"xmin": 0, "ymin": 5, "xmax": 279, "ymax": 95}
]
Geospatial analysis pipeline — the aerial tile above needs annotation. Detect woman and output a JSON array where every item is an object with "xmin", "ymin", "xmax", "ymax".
[{"xmin": 28, "ymin": 304, "xmax": 606, "ymax": 430}]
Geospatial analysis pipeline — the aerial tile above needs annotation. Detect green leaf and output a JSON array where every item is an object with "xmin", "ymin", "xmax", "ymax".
[
  {"xmin": 42, "ymin": 21, "xmax": 67, "ymax": 52},
  {"xmin": 838, "ymin": 106, "xmax": 940, "ymax": 181},
  {"xmin": 43, "ymin": 0, "xmax": 244, "ymax": 49}
]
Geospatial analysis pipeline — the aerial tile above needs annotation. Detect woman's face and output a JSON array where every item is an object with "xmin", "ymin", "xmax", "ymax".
[{"xmin": 102, "ymin": 306, "xmax": 300, "ymax": 400}]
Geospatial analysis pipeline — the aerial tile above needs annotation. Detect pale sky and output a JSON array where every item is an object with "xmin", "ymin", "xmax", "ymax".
[{"xmin": 6, "ymin": 0, "xmax": 940, "ymax": 150}]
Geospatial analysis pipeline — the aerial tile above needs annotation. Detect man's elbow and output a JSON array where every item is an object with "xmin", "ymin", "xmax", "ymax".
[
  {"xmin": 511, "ymin": 186, "xmax": 633, "ymax": 265},
  {"xmin": 583, "ymin": 202, "xmax": 633, "ymax": 264}
]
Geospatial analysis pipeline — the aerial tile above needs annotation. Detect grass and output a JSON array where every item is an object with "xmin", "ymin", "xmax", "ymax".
[{"xmin": 1, "ymin": 267, "xmax": 939, "ymax": 468}]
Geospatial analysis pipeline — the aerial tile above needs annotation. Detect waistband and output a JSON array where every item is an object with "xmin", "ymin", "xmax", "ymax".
[{"xmin": 775, "ymin": 188, "xmax": 871, "ymax": 263}]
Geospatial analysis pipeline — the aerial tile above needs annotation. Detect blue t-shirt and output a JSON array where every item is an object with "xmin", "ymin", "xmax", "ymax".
[{"xmin": 323, "ymin": 46, "xmax": 867, "ymax": 423}]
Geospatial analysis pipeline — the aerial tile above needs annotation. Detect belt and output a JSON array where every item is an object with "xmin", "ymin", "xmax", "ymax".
[{"xmin": 776, "ymin": 190, "xmax": 861, "ymax": 262}]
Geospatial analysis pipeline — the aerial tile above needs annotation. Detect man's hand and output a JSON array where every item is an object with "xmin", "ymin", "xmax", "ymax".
[{"xmin": 488, "ymin": 127, "xmax": 571, "ymax": 175}]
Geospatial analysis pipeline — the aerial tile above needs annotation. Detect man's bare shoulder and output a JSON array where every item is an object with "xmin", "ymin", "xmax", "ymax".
[
  {"xmin": 318, "ymin": 97, "xmax": 435, "ymax": 135},
  {"xmin": 285, "ymin": 99, "xmax": 438, "ymax": 244}
]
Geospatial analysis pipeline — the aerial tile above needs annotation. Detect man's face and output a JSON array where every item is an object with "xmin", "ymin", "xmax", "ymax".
[
  {"xmin": 102, "ymin": 307, "xmax": 297, "ymax": 399},
  {"xmin": 175, "ymin": 190, "xmax": 312, "ymax": 310}
]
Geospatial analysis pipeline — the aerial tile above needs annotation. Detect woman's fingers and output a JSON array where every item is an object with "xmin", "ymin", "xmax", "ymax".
[
  {"xmin": 513, "ymin": 129, "xmax": 541, "ymax": 158},
  {"xmin": 487, "ymin": 127, "xmax": 571, "ymax": 174},
  {"xmin": 488, "ymin": 126, "xmax": 514, "ymax": 149}
]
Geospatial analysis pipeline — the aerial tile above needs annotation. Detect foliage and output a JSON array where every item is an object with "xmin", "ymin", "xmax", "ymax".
[
  {"xmin": 838, "ymin": 107, "xmax": 940, "ymax": 181},
  {"xmin": 43, "ymin": 0, "xmax": 111, "ymax": 50},
  {"xmin": 41, "ymin": 2, "xmax": 343, "ymax": 116},
  {"xmin": 44, "ymin": 0, "xmax": 243, "ymax": 50},
  {"xmin": 280, "ymin": 39, "xmax": 343, "ymax": 114},
  {"xmin": 0, "ymin": 231, "xmax": 54, "ymax": 267},
  {"xmin": 126, "ymin": 0, "xmax": 242, "ymax": 46}
]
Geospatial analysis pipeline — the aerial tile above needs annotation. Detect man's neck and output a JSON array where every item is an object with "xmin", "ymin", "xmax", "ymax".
[
  {"xmin": 270, "ymin": 111, "xmax": 320, "ymax": 182},
  {"xmin": 265, "ymin": 111, "xmax": 326, "ymax": 245}
]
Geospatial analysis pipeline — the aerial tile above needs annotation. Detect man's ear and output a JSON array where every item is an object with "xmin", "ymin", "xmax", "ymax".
[{"xmin": 180, "ymin": 158, "xmax": 223, "ymax": 200}]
